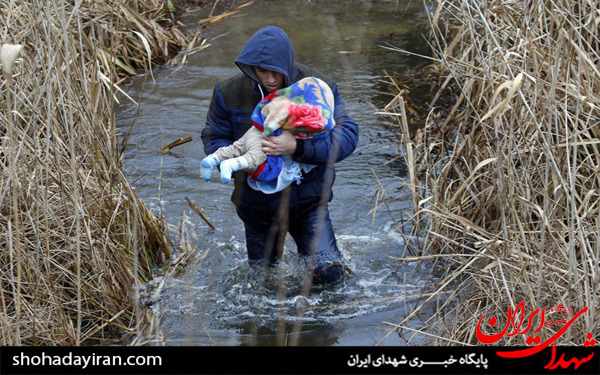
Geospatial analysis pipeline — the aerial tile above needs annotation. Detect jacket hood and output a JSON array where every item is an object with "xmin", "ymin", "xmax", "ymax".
[{"xmin": 235, "ymin": 26, "xmax": 297, "ymax": 89}]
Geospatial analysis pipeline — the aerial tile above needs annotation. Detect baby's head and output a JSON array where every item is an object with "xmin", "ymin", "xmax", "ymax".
[
  {"xmin": 262, "ymin": 96, "xmax": 293, "ymax": 136},
  {"xmin": 260, "ymin": 77, "xmax": 335, "ymax": 137}
]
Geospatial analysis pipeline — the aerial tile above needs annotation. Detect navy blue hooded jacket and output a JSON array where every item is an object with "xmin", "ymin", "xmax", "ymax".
[{"xmin": 201, "ymin": 26, "xmax": 359, "ymax": 215}]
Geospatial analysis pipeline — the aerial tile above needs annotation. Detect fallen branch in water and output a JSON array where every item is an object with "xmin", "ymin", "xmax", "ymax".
[
  {"xmin": 198, "ymin": 10, "xmax": 240, "ymax": 26},
  {"xmin": 185, "ymin": 196, "xmax": 215, "ymax": 230},
  {"xmin": 161, "ymin": 136, "xmax": 193, "ymax": 153}
]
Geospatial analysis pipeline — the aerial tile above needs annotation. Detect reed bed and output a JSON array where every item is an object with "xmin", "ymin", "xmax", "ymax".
[
  {"xmin": 386, "ymin": 0, "xmax": 599, "ymax": 345},
  {"xmin": 0, "ymin": 0, "xmax": 194, "ymax": 345}
]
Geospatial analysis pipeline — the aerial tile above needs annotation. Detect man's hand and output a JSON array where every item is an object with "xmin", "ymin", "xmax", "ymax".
[{"xmin": 262, "ymin": 130, "xmax": 296, "ymax": 156}]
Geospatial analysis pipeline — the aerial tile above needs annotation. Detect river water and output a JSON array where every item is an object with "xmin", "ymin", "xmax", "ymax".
[{"xmin": 116, "ymin": 0, "xmax": 438, "ymax": 346}]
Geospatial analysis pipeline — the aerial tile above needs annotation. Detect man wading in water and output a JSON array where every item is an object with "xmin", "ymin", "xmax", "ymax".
[{"xmin": 201, "ymin": 26, "xmax": 359, "ymax": 285}]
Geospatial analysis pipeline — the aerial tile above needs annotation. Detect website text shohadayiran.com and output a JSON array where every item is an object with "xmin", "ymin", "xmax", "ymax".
[{"xmin": 11, "ymin": 351, "xmax": 162, "ymax": 370}]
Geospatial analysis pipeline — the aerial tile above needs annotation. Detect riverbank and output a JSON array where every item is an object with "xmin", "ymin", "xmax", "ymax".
[
  {"xmin": 0, "ymin": 0, "xmax": 224, "ymax": 345},
  {"xmin": 387, "ymin": 0, "xmax": 599, "ymax": 344}
]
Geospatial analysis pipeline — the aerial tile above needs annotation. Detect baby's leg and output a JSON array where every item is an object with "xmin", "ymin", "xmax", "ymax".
[
  {"xmin": 218, "ymin": 127, "xmax": 267, "ymax": 183},
  {"xmin": 201, "ymin": 133, "xmax": 249, "ymax": 182},
  {"xmin": 201, "ymin": 154, "xmax": 220, "ymax": 181},
  {"xmin": 219, "ymin": 156, "xmax": 249, "ymax": 184},
  {"xmin": 202, "ymin": 128, "xmax": 267, "ymax": 184}
]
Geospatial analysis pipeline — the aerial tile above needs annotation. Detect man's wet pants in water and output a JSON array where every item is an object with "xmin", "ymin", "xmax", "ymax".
[{"xmin": 237, "ymin": 204, "xmax": 344, "ymax": 285}]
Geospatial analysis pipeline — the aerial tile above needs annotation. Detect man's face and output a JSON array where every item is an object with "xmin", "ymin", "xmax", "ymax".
[{"xmin": 254, "ymin": 66, "xmax": 284, "ymax": 92}]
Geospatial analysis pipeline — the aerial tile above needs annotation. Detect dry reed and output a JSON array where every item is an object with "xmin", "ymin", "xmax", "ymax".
[
  {"xmin": 0, "ymin": 0, "xmax": 194, "ymax": 345},
  {"xmin": 386, "ymin": 0, "xmax": 599, "ymax": 345}
]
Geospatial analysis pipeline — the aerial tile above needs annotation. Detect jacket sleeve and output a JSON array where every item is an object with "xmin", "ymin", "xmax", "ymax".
[
  {"xmin": 291, "ymin": 84, "xmax": 359, "ymax": 165},
  {"xmin": 201, "ymin": 84, "xmax": 234, "ymax": 156}
]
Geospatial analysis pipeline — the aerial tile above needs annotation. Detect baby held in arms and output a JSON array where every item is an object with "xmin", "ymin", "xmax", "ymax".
[{"xmin": 200, "ymin": 76, "xmax": 335, "ymax": 194}]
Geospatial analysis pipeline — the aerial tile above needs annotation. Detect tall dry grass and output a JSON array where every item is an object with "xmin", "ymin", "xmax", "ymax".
[
  {"xmin": 386, "ymin": 0, "xmax": 599, "ymax": 345},
  {"xmin": 0, "ymin": 0, "xmax": 192, "ymax": 345}
]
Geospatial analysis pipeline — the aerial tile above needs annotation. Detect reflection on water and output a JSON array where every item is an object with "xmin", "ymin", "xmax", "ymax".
[{"xmin": 116, "ymin": 0, "xmax": 437, "ymax": 346}]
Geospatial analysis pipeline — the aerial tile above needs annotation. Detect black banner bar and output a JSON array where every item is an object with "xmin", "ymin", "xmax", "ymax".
[{"xmin": 1, "ymin": 346, "xmax": 598, "ymax": 375}]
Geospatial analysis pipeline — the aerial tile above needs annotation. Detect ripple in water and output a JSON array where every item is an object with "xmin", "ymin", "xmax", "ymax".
[{"xmin": 152, "ymin": 224, "xmax": 427, "ymax": 345}]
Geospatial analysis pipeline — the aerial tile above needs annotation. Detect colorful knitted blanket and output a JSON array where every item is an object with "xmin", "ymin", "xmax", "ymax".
[{"xmin": 248, "ymin": 76, "xmax": 335, "ymax": 184}]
